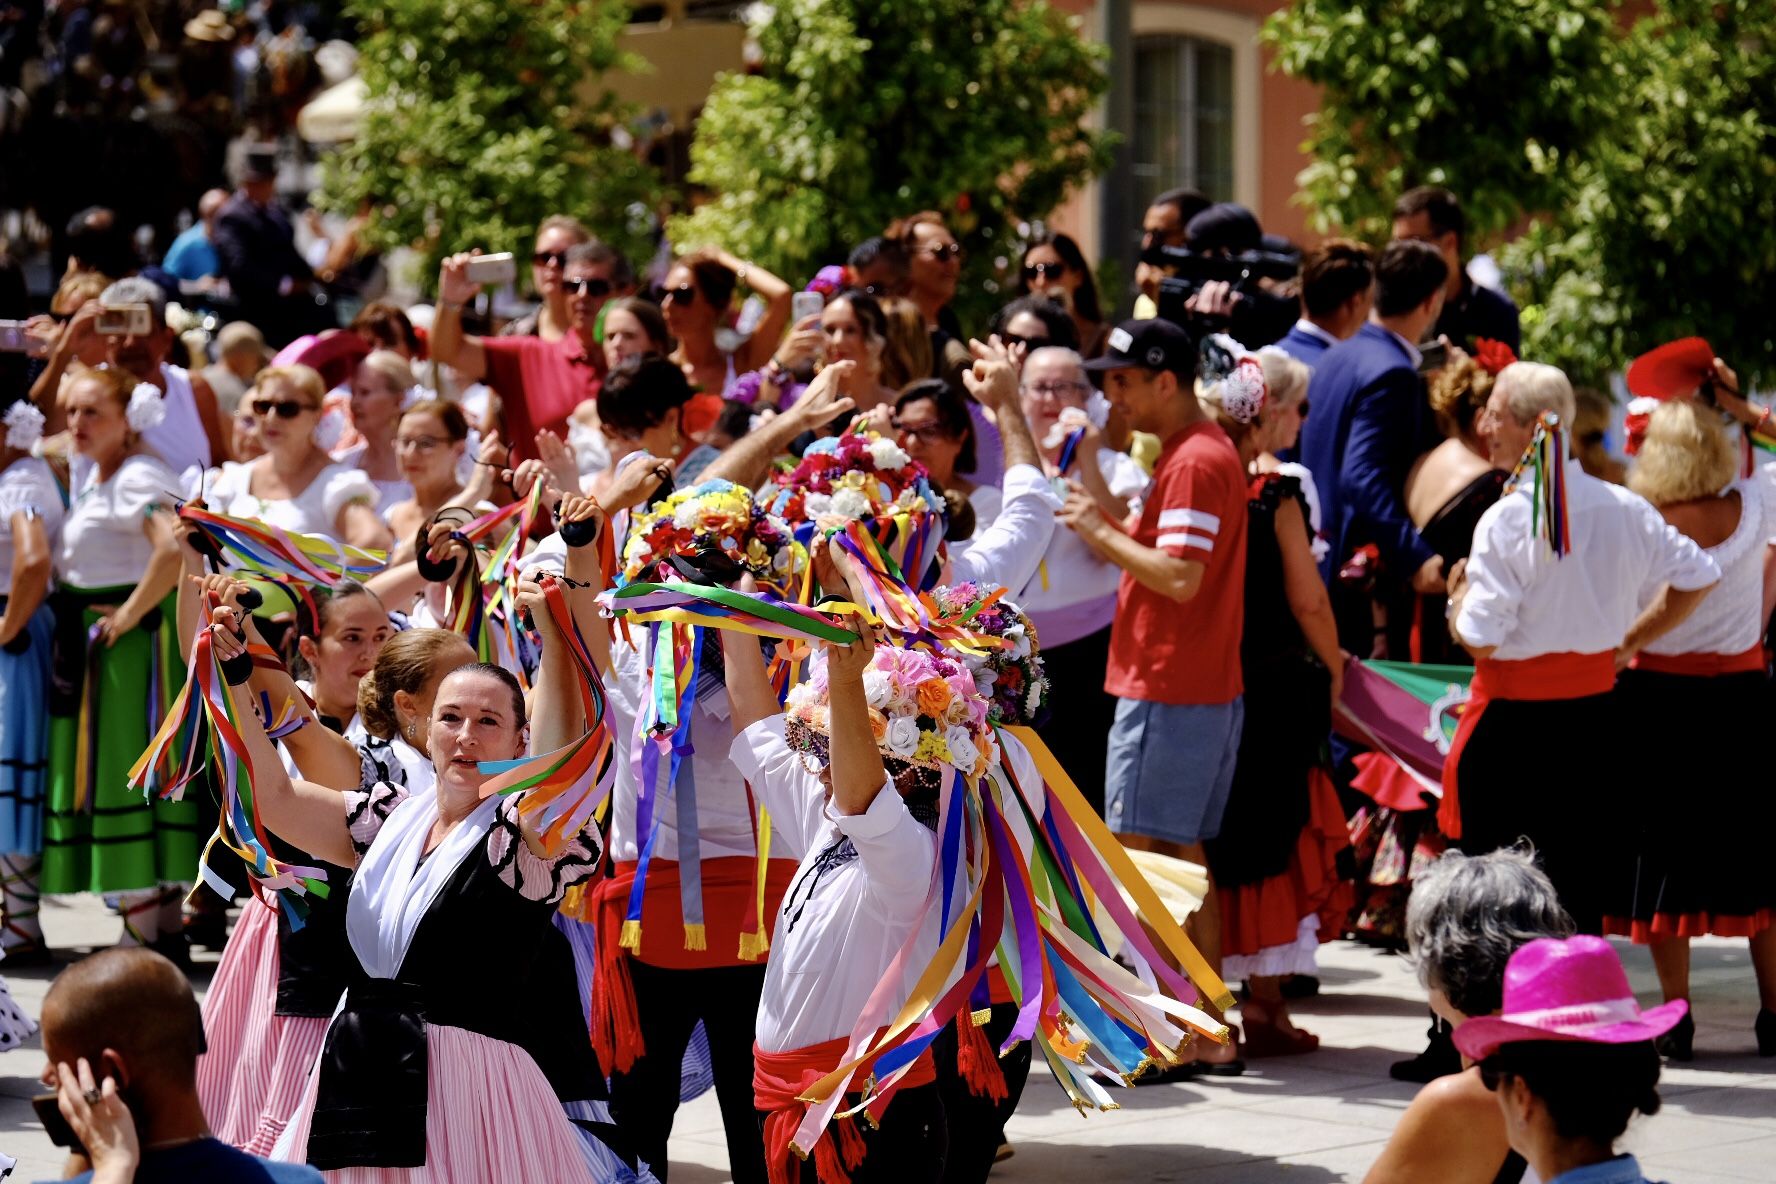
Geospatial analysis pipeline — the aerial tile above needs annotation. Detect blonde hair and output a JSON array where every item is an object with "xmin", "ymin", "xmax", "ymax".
[
  {"xmin": 879, "ymin": 296, "xmax": 932, "ymax": 391},
  {"xmin": 252, "ymin": 364, "xmax": 326, "ymax": 408},
  {"xmin": 1495, "ymin": 361, "xmax": 1576, "ymax": 431},
  {"xmin": 356, "ymin": 628, "xmax": 475, "ymax": 740},
  {"xmin": 52, "ymin": 270, "xmax": 109, "ymax": 316},
  {"xmin": 356, "ymin": 350, "xmax": 414, "ymax": 398},
  {"xmin": 1256, "ymin": 347, "xmax": 1309, "ymax": 413},
  {"xmin": 1429, "ymin": 347, "xmax": 1497, "ymax": 438},
  {"xmin": 1628, "ymin": 400, "xmax": 1737, "ymax": 507}
]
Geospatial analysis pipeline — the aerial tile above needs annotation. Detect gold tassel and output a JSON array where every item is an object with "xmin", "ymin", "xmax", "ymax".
[
  {"xmin": 683, "ymin": 923, "xmax": 707, "ymax": 951},
  {"xmin": 737, "ymin": 930, "xmax": 769, "ymax": 961},
  {"xmin": 618, "ymin": 919, "xmax": 643, "ymax": 951},
  {"xmin": 971, "ymin": 1008, "xmax": 992, "ymax": 1027}
]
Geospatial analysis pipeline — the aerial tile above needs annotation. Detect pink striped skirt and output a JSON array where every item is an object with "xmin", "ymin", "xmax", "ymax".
[
  {"xmin": 273, "ymin": 1022, "xmax": 600, "ymax": 1183},
  {"xmin": 196, "ymin": 898, "xmax": 332, "ymax": 1155}
]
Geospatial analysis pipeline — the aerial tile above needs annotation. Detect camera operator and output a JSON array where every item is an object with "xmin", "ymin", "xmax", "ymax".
[
  {"xmin": 1142, "ymin": 202, "xmax": 1299, "ymax": 349},
  {"xmin": 1133, "ymin": 187, "xmax": 1212, "ymax": 315},
  {"xmin": 1276, "ymin": 239, "xmax": 1376, "ymax": 368}
]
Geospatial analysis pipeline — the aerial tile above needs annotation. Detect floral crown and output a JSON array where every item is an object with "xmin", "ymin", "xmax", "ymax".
[
  {"xmin": 784, "ymin": 643, "xmax": 999, "ymax": 781},
  {"xmin": 762, "ymin": 429, "xmax": 945, "ymax": 529},
  {"xmin": 1473, "ymin": 338, "xmax": 1518, "ymax": 377},
  {"xmin": 621, "ymin": 478, "xmax": 803, "ymax": 587},
  {"xmin": 929, "ymin": 583, "xmax": 1049, "ymax": 727}
]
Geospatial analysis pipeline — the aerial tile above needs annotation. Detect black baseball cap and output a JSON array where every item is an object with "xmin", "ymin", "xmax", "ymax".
[{"xmin": 1082, "ymin": 319, "xmax": 1198, "ymax": 380}]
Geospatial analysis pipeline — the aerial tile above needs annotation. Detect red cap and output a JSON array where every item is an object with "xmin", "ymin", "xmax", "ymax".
[{"xmin": 1624, "ymin": 337, "xmax": 1714, "ymax": 401}]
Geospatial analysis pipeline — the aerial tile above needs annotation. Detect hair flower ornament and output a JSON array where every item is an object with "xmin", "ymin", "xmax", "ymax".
[
  {"xmin": 126, "ymin": 384, "xmax": 168, "ymax": 434},
  {"xmin": 1197, "ymin": 333, "xmax": 1268, "ymax": 425},
  {"xmin": 1473, "ymin": 337, "xmax": 1518, "ymax": 377},
  {"xmin": 4, "ymin": 401, "xmax": 45, "ymax": 452},
  {"xmin": 311, "ymin": 406, "xmax": 348, "ymax": 452}
]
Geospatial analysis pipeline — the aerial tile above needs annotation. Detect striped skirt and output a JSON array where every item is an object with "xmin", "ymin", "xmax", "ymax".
[
  {"xmin": 272, "ymin": 1023, "xmax": 602, "ymax": 1183},
  {"xmin": 198, "ymin": 900, "xmax": 331, "ymax": 1155},
  {"xmin": 0, "ymin": 602, "xmax": 54, "ymax": 856}
]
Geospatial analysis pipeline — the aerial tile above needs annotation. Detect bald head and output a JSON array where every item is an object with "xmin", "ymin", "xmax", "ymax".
[
  {"xmin": 199, "ymin": 189, "xmax": 230, "ymax": 226},
  {"xmin": 43, "ymin": 948, "xmax": 205, "ymax": 1089}
]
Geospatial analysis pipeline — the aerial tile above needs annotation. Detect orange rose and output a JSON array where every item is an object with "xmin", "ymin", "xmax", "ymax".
[
  {"xmin": 915, "ymin": 678, "xmax": 952, "ymax": 718},
  {"xmin": 867, "ymin": 707, "xmax": 888, "ymax": 742}
]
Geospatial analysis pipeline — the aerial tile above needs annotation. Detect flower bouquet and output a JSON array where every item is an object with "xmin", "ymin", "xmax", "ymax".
[
  {"xmin": 929, "ymin": 583, "xmax": 1049, "ymax": 727},
  {"xmin": 621, "ymin": 478, "xmax": 803, "ymax": 589}
]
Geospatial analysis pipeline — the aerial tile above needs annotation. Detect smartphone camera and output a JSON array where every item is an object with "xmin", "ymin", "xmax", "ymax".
[
  {"xmin": 464, "ymin": 253, "xmax": 517, "ymax": 287},
  {"xmin": 96, "ymin": 304, "xmax": 153, "ymax": 337}
]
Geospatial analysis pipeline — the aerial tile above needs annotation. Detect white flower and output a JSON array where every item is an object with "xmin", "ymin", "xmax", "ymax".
[
  {"xmin": 862, "ymin": 671, "xmax": 892, "ymax": 710},
  {"xmin": 972, "ymin": 668, "xmax": 998, "ymax": 698},
  {"xmin": 944, "ymin": 726, "xmax": 978, "ymax": 773},
  {"xmin": 1086, "ymin": 390, "xmax": 1111, "ymax": 430},
  {"xmin": 867, "ymin": 437, "xmax": 910, "ymax": 471},
  {"xmin": 1004, "ymin": 624, "xmax": 1032, "ymax": 659},
  {"xmin": 885, "ymin": 715, "xmax": 921, "ymax": 757},
  {"xmin": 4, "ymin": 401, "xmax": 45, "ymax": 451},
  {"xmin": 829, "ymin": 488, "xmax": 871, "ymax": 520},
  {"xmin": 126, "ymin": 384, "xmax": 167, "ymax": 434},
  {"xmin": 312, "ymin": 406, "xmax": 347, "ymax": 452},
  {"xmin": 1025, "ymin": 678, "xmax": 1045, "ymax": 717},
  {"xmin": 804, "ymin": 492, "xmax": 834, "ymax": 518},
  {"xmin": 673, "ymin": 501, "xmax": 703, "ymax": 530}
]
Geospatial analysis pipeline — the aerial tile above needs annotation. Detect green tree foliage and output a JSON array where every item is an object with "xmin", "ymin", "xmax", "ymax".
[
  {"xmin": 1261, "ymin": 0, "xmax": 1621, "ymax": 242},
  {"xmin": 319, "ymin": 0, "xmax": 660, "ymax": 287},
  {"xmin": 673, "ymin": 0, "xmax": 1115, "ymax": 329},
  {"xmin": 1503, "ymin": 1, "xmax": 1776, "ymax": 385}
]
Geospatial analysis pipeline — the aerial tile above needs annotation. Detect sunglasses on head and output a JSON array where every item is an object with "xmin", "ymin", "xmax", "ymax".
[
  {"xmin": 1023, "ymin": 261, "xmax": 1067, "ymax": 281},
  {"xmin": 563, "ymin": 277, "xmax": 612, "ymax": 298},
  {"xmin": 532, "ymin": 250, "xmax": 568, "ymax": 269},
  {"xmin": 251, "ymin": 398, "xmax": 314, "ymax": 420},
  {"xmin": 663, "ymin": 284, "xmax": 698, "ymax": 305},
  {"xmin": 921, "ymin": 243, "xmax": 963, "ymax": 263}
]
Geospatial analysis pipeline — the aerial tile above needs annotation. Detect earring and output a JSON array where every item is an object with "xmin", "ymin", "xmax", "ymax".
[{"xmin": 407, "ymin": 723, "xmax": 416, "ymax": 740}]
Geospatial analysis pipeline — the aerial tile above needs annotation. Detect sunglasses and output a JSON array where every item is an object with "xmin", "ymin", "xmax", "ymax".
[
  {"xmin": 1023, "ymin": 262, "xmax": 1067, "ymax": 281},
  {"xmin": 532, "ymin": 250, "xmax": 568, "ymax": 269},
  {"xmin": 920, "ymin": 243, "xmax": 963, "ymax": 263},
  {"xmin": 563, "ymin": 277, "xmax": 612, "ymax": 298},
  {"xmin": 251, "ymin": 398, "xmax": 315, "ymax": 419},
  {"xmin": 662, "ymin": 284, "xmax": 698, "ymax": 305},
  {"xmin": 1000, "ymin": 332, "xmax": 1048, "ymax": 352}
]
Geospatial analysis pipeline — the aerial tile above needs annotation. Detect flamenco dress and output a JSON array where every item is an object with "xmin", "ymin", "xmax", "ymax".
[{"xmin": 1206, "ymin": 473, "xmax": 1351, "ymax": 980}]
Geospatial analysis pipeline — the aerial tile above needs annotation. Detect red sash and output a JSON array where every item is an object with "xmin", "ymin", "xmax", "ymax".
[
  {"xmin": 1439, "ymin": 651, "xmax": 1616, "ymax": 839},
  {"xmin": 1630, "ymin": 644, "xmax": 1766, "ymax": 677},
  {"xmin": 753, "ymin": 1034, "xmax": 937, "ymax": 1184},
  {"xmin": 588, "ymin": 856, "xmax": 798, "ymax": 1075}
]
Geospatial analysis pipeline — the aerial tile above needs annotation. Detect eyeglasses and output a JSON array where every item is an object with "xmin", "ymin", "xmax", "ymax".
[
  {"xmin": 1000, "ymin": 332, "xmax": 1048, "ymax": 353},
  {"xmin": 1297, "ymin": 399, "xmax": 1310, "ymax": 418},
  {"xmin": 1023, "ymin": 262, "xmax": 1067, "ymax": 282},
  {"xmin": 532, "ymin": 250, "xmax": 569, "ymax": 269},
  {"xmin": 395, "ymin": 435, "xmax": 447, "ymax": 452},
  {"xmin": 251, "ymin": 398, "xmax": 316, "ymax": 419},
  {"xmin": 563, "ymin": 277, "xmax": 612, "ymax": 298},
  {"xmin": 919, "ymin": 243, "xmax": 963, "ymax": 263},
  {"xmin": 662, "ymin": 284, "xmax": 698, "ymax": 305},
  {"xmin": 893, "ymin": 419, "xmax": 951, "ymax": 442},
  {"xmin": 1023, "ymin": 380, "xmax": 1086, "ymax": 400}
]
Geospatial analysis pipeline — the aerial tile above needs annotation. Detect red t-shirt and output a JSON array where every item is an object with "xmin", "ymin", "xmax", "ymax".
[
  {"xmin": 1104, "ymin": 420, "xmax": 1247, "ymax": 706},
  {"xmin": 480, "ymin": 332, "xmax": 604, "ymax": 462}
]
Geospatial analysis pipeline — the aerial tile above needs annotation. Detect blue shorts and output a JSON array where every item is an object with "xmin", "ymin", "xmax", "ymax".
[{"xmin": 1104, "ymin": 696, "xmax": 1244, "ymax": 846}]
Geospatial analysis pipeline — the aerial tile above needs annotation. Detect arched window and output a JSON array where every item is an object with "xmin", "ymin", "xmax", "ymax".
[{"xmin": 1133, "ymin": 34, "xmax": 1235, "ymax": 213}]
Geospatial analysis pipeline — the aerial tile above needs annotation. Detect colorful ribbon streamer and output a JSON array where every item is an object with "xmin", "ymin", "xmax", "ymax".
[{"xmin": 1505, "ymin": 412, "xmax": 1573, "ymax": 558}]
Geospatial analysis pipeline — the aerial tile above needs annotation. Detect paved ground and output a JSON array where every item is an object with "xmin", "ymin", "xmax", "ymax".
[{"xmin": 0, "ymin": 895, "xmax": 1770, "ymax": 1182}]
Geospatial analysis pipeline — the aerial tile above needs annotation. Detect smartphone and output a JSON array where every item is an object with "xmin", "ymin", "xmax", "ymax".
[
  {"xmin": 96, "ymin": 304, "xmax": 153, "ymax": 336},
  {"xmin": 465, "ymin": 253, "xmax": 517, "ymax": 287},
  {"xmin": 0, "ymin": 319, "xmax": 33, "ymax": 353},
  {"xmin": 791, "ymin": 291, "xmax": 825, "ymax": 324},
  {"xmin": 33, "ymin": 1092, "xmax": 87, "ymax": 1155},
  {"xmin": 1415, "ymin": 340, "xmax": 1450, "ymax": 374}
]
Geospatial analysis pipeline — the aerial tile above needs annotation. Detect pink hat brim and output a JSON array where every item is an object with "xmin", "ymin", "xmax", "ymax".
[{"xmin": 1453, "ymin": 998, "xmax": 1689, "ymax": 1062}]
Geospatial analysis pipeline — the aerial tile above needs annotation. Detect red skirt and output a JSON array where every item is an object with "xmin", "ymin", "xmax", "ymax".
[{"xmin": 1220, "ymin": 768, "xmax": 1352, "ymax": 978}]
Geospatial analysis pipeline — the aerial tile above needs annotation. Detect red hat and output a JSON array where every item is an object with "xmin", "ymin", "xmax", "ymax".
[
  {"xmin": 1624, "ymin": 337, "xmax": 1715, "ymax": 402},
  {"xmin": 272, "ymin": 329, "xmax": 371, "ymax": 390}
]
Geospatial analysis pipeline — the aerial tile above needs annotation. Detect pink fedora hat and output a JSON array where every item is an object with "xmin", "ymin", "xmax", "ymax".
[{"xmin": 1453, "ymin": 935, "xmax": 1689, "ymax": 1062}]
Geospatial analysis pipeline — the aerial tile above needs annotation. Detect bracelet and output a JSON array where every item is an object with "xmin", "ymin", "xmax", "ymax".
[
  {"xmin": 439, "ymin": 298, "xmax": 465, "ymax": 312},
  {"xmin": 736, "ymin": 263, "xmax": 751, "ymax": 286}
]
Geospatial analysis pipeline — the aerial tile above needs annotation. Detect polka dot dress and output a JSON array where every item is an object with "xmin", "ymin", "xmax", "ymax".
[{"xmin": 0, "ymin": 976, "xmax": 37, "ymax": 1049}]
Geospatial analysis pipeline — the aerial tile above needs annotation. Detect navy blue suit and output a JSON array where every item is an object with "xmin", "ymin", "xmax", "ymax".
[
  {"xmin": 1298, "ymin": 322, "xmax": 1438, "ymax": 586},
  {"xmin": 1276, "ymin": 322, "xmax": 1334, "ymax": 368}
]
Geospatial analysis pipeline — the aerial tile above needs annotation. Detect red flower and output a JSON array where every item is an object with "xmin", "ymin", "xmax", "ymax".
[{"xmin": 1474, "ymin": 338, "xmax": 1518, "ymax": 376}]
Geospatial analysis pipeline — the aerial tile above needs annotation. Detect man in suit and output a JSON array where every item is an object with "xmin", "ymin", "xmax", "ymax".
[
  {"xmin": 1392, "ymin": 186, "xmax": 1520, "ymax": 353},
  {"xmin": 1298, "ymin": 239, "xmax": 1449, "ymax": 654},
  {"xmin": 1277, "ymin": 238, "xmax": 1374, "ymax": 368},
  {"xmin": 213, "ymin": 147, "xmax": 316, "ymax": 346}
]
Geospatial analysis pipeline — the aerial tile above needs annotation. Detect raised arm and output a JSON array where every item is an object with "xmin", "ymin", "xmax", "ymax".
[
  {"xmin": 824, "ymin": 631, "xmax": 887, "ymax": 817},
  {"xmin": 1060, "ymin": 482, "xmax": 1203, "ymax": 602},
  {"xmin": 965, "ymin": 344, "xmax": 1041, "ymax": 472},
  {"xmin": 721, "ymin": 572, "xmax": 781, "ymax": 733},
  {"xmin": 700, "ymin": 362, "xmax": 857, "ymax": 488},
  {"xmin": 429, "ymin": 253, "xmax": 490, "ymax": 383},
  {"xmin": 557, "ymin": 493, "xmax": 612, "ymax": 675},
  {"xmin": 721, "ymin": 251, "xmax": 794, "ymax": 373}
]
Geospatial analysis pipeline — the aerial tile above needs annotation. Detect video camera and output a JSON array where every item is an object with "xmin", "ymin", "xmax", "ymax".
[{"xmin": 1143, "ymin": 243, "xmax": 1301, "ymax": 343}]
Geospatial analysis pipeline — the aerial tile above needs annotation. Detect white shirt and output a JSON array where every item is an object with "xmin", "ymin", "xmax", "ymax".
[
  {"xmin": 1642, "ymin": 475, "xmax": 1775, "ymax": 658},
  {"xmin": 1455, "ymin": 460, "xmax": 1720, "ymax": 659},
  {"xmin": 207, "ymin": 459, "xmax": 379, "ymax": 539},
  {"xmin": 57, "ymin": 454, "xmax": 179, "ymax": 589},
  {"xmin": 1011, "ymin": 449, "xmax": 1150, "ymax": 647},
  {"xmin": 732, "ymin": 717, "xmax": 938, "ymax": 1053},
  {"xmin": 0, "ymin": 458, "xmax": 65, "ymax": 588},
  {"xmin": 331, "ymin": 442, "xmax": 414, "ymax": 513},
  {"xmin": 949, "ymin": 463, "xmax": 1060, "ymax": 593},
  {"xmin": 139, "ymin": 363, "xmax": 212, "ymax": 479},
  {"xmin": 1290, "ymin": 318, "xmax": 1338, "ymax": 349}
]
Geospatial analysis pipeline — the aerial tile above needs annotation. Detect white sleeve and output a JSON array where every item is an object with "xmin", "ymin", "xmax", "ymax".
[
  {"xmin": 830, "ymin": 782, "xmax": 937, "ymax": 902},
  {"xmin": 952, "ymin": 463, "xmax": 1060, "ymax": 592},
  {"xmin": 1636, "ymin": 495, "xmax": 1720, "ymax": 593},
  {"xmin": 321, "ymin": 466, "xmax": 380, "ymax": 527},
  {"xmin": 1453, "ymin": 498, "xmax": 1531, "ymax": 650},
  {"xmin": 114, "ymin": 456, "xmax": 178, "ymax": 520},
  {"xmin": 728, "ymin": 716, "xmax": 828, "ymax": 858}
]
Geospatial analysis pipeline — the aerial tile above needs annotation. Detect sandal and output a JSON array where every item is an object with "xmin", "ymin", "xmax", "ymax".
[{"xmin": 1243, "ymin": 1016, "xmax": 1321, "ymax": 1058}]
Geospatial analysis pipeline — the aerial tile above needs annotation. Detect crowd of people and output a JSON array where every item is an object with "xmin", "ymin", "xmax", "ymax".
[{"xmin": 0, "ymin": 172, "xmax": 1769, "ymax": 1184}]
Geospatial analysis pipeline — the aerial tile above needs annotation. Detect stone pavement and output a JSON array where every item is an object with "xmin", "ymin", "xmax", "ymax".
[{"xmin": 0, "ymin": 894, "xmax": 1771, "ymax": 1182}]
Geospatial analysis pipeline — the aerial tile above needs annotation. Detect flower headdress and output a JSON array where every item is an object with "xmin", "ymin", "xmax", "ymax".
[
  {"xmin": 3, "ymin": 400, "xmax": 45, "ymax": 452},
  {"xmin": 1473, "ymin": 337, "xmax": 1518, "ymax": 376},
  {"xmin": 622, "ymin": 478, "xmax": 802, "ymax": 588},
  {"xmin": 127, "ymin": 384, "xmax": 168, "ymax": 434},
  {"xmin": 763, "ymin": 428, "xmax": 943, "ymax": 527},
  {"xmin": 929, "ymin": 583, "xmax": 1048, "ymax": 727},
  {"xmin": 1196, "ymin": 333, "xmax": 1268, "ymax": 425},
  {"xmin": 784, "ymin": 643, "xmax": 999, "ymax": 783}
]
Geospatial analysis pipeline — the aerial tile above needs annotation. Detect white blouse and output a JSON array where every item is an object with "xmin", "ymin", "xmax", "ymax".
[
  {"xmin": 331, "ymin": 442, "xmax": 414, "ymax": 512},
  {"xmin": 1641, "ymin": 475, "xmax": 1776, "ymax": 658},
  {"xmin": 0, "ymin": 458, "xmax": 65, "ymax": 589},
  {"xmin": 57, "ymin": 453, "xmax": 179, "ymax": 589},
  {"xmin": 1010, "ymin": 448, "xmax": 1151, "ymax": 647},
  {"xmin": 207, "ymin": 460, "xmax": 379, "ymax": 539},
  {"xmin": 1455, "ymin": 460, "xmax": 1720, "ymax": 660}
]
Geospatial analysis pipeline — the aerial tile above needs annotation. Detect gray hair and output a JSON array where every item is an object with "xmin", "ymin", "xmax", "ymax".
[
  {"xmin": 99, "ymin": 276, "xmax": 169, "ymax": 329},
  {"xmin": 1405, "ymin": 848, "xmax": 1573, "ymax": 1019},
  {"xmin": 1022, "ymin": 345, "xmax": 1088, "ymax": 389},
  {"xmin": 1496, "ymin": 360, "xmax": 1576, "ymax": 429}
]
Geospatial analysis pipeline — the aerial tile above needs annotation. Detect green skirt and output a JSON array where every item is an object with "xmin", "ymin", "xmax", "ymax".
[{"xmin": 44, "ymin": 586, "xmax": 201, "ymax": 895}]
